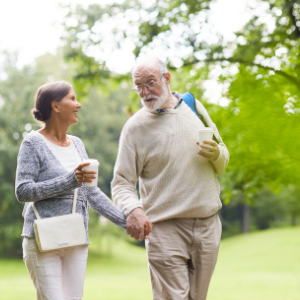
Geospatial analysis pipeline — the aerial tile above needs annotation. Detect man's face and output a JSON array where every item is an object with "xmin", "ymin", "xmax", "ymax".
[{"xmin": 133, "ymin": 64, "xmax": 168, "ymax": 111}]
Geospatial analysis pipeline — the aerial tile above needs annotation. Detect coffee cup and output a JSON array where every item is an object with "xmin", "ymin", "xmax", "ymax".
[
  {"xmin": 82, "ymin": 159, "xmax": 99, "ymax": 187},
  {"xmin": 198, "ymin": 128, "xmax": 214, "ymax": 146}
]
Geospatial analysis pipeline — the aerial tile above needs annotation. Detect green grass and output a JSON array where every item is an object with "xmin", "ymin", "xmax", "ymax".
[
  {"xmin": 208, "ymin": 226, "xmax": 300, "ymax": 300},
  {"xmin": 0, "ymin": 227, "xmax": 299, "ymax": 300}
]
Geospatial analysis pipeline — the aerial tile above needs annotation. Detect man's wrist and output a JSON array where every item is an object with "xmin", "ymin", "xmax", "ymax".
[
  {"xmin": 125, "ymin": 203, "xmax": 143, "ymax": 217},
  {"xmin": 129, "ymin": 207, "xmax": 143, "ymax": 216}
]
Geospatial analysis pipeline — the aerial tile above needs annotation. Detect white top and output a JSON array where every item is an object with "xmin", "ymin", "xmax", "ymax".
[
  {"xmin": 111, "ymin": 99, "xmax": 230, "ymax": 222},
  {"xmin": 38, "ymin": 133, "xmax": 81, "ymax": 172}
]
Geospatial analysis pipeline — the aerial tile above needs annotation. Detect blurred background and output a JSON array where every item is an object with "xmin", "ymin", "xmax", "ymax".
[{"xmin": 0, "ymin": 0, "xmax": 299, "ymax": 299}]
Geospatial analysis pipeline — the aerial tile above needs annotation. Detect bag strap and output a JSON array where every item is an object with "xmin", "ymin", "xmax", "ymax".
[
  {"xmin": 22, "ymin": 202, "xmax": 29, "ymax": 218},
  {"xmin": 182, "ymin": 92, "xmax": 219, "ymax": 144},
  {"xmin": 182, "ymin": 92, "xmax": 208, "ymax": 126},
  {"xmin": 70, "ymin": 138, "xmax": 79, "ymax": 214},
  {"xmin": 32, "ymin": 136, "xmax": 79, "ymax": 219},
  {"xmin": 32, "ymin": 202, "xmax": 41, "ymax": 219}
]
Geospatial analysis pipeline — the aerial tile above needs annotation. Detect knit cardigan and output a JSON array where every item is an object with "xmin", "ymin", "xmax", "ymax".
[{"xmin": 15, "ymin": 130, "xmax": 126, "ymax": 243}]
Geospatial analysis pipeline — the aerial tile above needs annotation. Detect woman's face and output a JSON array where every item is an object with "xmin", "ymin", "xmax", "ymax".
[{"xmin": 54, "ymin": 89, "xmax": 81, "ymax": 125}]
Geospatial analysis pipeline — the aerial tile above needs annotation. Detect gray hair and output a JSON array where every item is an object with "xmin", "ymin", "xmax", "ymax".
[
  {"xmin": 132, "ymin": 57, "xmax": 168, "ymax": 77},
  {"xmin": 156, "ymin": 58, "xmax": 168, "ymax": 75}
]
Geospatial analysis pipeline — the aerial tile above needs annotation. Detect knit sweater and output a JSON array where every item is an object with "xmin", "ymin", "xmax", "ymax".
[
  {"xmin": 15, "ymin": 130, "xmax": 126, "ymax": 243},
  {"xmin": 111, "ymin": 96, "xmax": 229, "ymax": 223}
]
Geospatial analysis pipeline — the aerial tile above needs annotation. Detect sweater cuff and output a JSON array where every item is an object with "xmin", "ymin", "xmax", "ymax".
[
  {"xmin": 66, "ymin": 170, "xmax": 82, "ymax": 190},
  {"xmin": 211, "ymin": 145, "xmax": 225, "ymax": 174},
  {"xmin": 124, "ymin": 201, "xmax": 143, "ymax": 217}
]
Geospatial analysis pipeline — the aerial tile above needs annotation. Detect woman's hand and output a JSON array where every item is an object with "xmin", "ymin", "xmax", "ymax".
[
  {"xmin": 144, "ymin": 221, "xmax": 153, "ymax": 239},
  {"xmin": 126, "ymin": 208, "xmax": 153, "ymax": 240},
  {"xmin": 75, "ymin": 162, "xmax": 96, "ymax": 183}
]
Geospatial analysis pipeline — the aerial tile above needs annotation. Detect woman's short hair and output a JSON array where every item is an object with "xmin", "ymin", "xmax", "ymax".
[{"xmin": 32, "ymin": 81, "xmax": 72, "ymax": 122}]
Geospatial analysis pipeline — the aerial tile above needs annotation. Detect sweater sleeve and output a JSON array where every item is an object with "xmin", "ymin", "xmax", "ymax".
[
  {"xmin": 72, "ymin": 137, "xmax": 127, "ymax": 229},
  {"xmin": 15, "ymin": 140, "xmax": 82, "ymax": 203},
  {"xmin": 195, "ymin": 99, "xmax": 229, "ymax": 174},
  {"xmin": 211, "ymin": 142, "xmax": 229, "ymax": 174},
  {"xmin": 86, "ymin": 186, "xmax": 127, "ymax": 229},
  {"xmin": 111, "ymin": 131, "xmax": 143, "ymax": 217}
]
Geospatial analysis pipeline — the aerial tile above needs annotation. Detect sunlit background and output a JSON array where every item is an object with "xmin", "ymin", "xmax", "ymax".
[
  {"xmin": 0, "ymin": 0, "xmax": 299, "ymax": 299},
  {"xmin": 1, "ymin": 0, "xmax": 267, "ymax": 101}
]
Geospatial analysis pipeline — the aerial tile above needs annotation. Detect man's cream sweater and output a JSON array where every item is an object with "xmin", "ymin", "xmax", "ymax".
[{"xmin": 111, "ymin": 97, "xmax": 229, "ymax": 223}]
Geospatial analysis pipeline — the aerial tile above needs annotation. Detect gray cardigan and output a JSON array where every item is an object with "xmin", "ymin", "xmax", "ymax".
[{"xmin": 15, "ymin": 130, "xmax": 126, "ymax": 243}]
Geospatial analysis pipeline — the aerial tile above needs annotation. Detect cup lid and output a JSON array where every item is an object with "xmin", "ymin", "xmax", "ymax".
[
  {"xmin": 83, "ymin": 159, "xmax": 99, "ymax": 166},
  {"xmin": 198, "ymin": 127, "xmax": 214, "ymax": 132}
]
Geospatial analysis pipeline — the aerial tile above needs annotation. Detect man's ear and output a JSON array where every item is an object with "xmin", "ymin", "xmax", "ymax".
[
  {"xmin": 51, "ymin": 101, "xmax": 60, "ymax": 113},
  {"xmin": 164, "ymin": 72, "xmax": 171, "ymax": 86}
]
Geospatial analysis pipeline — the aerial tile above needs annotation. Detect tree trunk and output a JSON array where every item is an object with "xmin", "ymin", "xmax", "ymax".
[{"xmin": 242, "ymin": 204, "xmax": 250, "ymax": 233}]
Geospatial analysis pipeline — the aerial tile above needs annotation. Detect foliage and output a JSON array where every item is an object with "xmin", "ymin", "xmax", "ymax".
[
  {"xmin": 253, "ymin": 185, "xmax": 300, "ymax": 229},
  {"xmin": 61, "ymin": 0, "xmax": 215, "ymax": 91},
  {"xmin": 211, "ymin": 65, "xmax": 300, "ymax": 203},
  {"xmin": 62, "ymin": 1, "xmax": 300, "ymax": 79}
]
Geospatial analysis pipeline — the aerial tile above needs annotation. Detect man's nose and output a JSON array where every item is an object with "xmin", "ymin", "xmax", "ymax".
[{"xmin": 142, "ymin": 86, "xmax": 150, "ymax": 97}]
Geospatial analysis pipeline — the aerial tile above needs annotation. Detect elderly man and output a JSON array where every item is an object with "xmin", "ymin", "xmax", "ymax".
[{"xmin": 111, "ymin": 57, "xmax": 229, "ymax": 300}]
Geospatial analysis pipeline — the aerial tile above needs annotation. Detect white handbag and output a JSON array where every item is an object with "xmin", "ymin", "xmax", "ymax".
[{"xmin": 32, "ymin": 139, "xmax": 87, "ymax": 252}]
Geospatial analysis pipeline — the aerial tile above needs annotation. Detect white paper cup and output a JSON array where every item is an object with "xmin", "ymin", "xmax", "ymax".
[
  {"xmin": 82, "ymin": 159, "xmax": 99, "ymax": 187},
  {"xmin": 198, "ymin": 128, "xmax": 214, "ymax": 146}
]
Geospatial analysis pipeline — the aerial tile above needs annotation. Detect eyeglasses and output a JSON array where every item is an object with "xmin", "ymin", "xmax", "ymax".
[{"xmin": 131, "ymin": 73, "xmax": 166, "ymax": 94}]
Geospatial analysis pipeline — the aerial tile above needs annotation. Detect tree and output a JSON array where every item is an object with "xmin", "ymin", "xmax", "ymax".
[{"xmin": 61, "ymin": 0, "xmax": 214, "ymax": 93}]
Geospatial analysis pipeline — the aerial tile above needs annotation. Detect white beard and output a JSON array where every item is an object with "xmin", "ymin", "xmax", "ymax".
[{"xmin": 141, "ymin": 81, "xmax": 169, "ymax": 111}]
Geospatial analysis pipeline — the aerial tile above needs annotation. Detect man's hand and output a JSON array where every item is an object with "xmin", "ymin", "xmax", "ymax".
[
  {"xmin": 126, "ymin": 208, "xmax": 153, "ymax": 240},
  {"xmin": 196, "ymin": 140, "xmax": 220, "ymax": 161}
]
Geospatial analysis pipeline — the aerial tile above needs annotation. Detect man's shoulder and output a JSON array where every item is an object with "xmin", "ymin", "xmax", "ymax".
[{"xmin": 122, "ymin": 108, "xmax": 149, "ymax": 134}]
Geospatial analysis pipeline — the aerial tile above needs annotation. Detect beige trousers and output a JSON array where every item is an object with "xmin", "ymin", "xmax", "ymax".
[
  {"xmin": 145, "ymin": 214, "xmax": 221, "ymax": 300},
  {"xmin": 23, "ymin": 237, "xmax": 88, "ymax": 300}
]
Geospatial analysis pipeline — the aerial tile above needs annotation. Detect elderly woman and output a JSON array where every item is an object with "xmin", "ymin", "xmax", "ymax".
[{"xmin": 15, "ymin": 82, "xmax": 137, "ymax": 300}]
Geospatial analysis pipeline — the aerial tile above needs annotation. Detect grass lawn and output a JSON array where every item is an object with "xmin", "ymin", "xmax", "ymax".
[
  {"xmin": 0, "ymin": 226, "xmax": 299, "ymax": 300},
  {"xmin": 208, "ymin": 226, "xmax": 300, "ymax": 300}
]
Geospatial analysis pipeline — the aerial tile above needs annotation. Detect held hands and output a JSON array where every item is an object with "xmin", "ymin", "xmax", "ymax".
[
  {"xmin": 75, "ymin": 162, "xmax": 96, "ymax": 183},
  {"xmin": 196, "ymin": 140, "xmax": 220, "ymax": 161},
  {"xmin": 126, "ymin": 208, "xmax": 153, "ymax": 240},
  {"xmin": 144, "ymin": 221, "xmax": 152, "ymax": 237}
]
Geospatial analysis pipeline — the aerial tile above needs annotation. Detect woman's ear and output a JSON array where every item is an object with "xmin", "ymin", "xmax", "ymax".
[{"xmin": 50, "ymin": 101, "xmax": 60, "ymax": 113}]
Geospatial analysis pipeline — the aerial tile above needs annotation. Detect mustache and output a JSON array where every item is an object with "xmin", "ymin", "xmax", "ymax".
[{"xmin": 142, "ymin": 94, "xmax": 159, "ymax": 101}]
